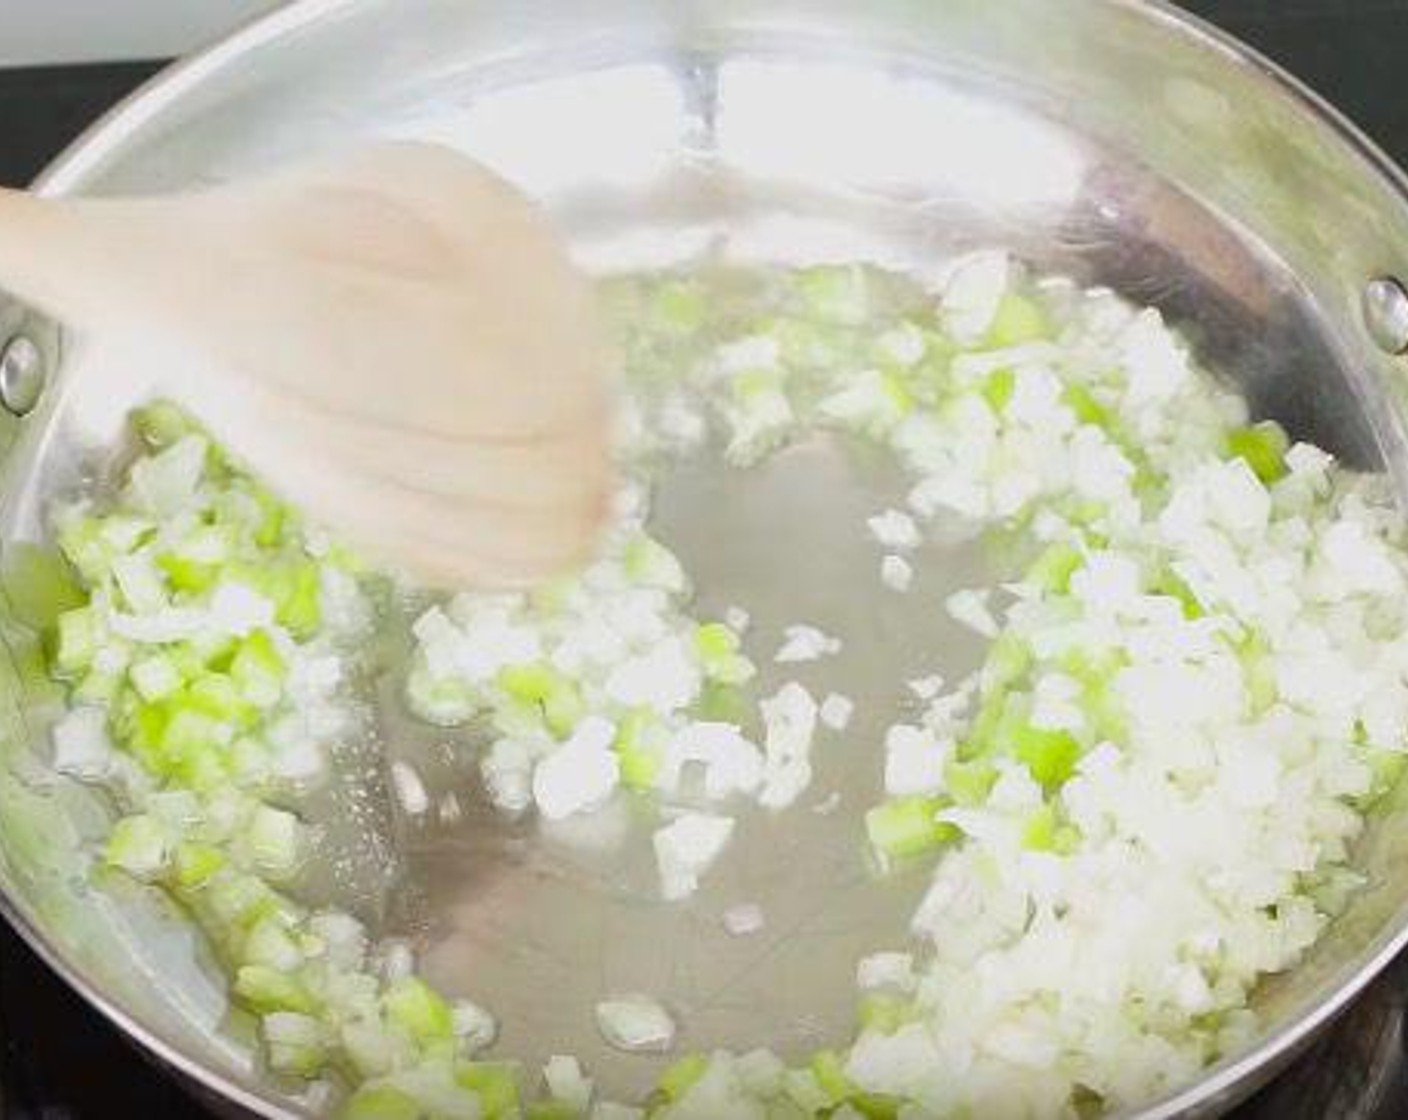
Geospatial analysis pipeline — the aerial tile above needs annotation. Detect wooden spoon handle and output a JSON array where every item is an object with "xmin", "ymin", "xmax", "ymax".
[{"xmin": 0, "ymin": 189, "xmax": 164, "ymax": 331}]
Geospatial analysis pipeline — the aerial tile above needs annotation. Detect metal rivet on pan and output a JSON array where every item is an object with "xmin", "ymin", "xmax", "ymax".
[
  {"xmin": 1363, "ymin": 277, "xmax": 1408, "ymax": 355},
  {"xmin": 0, "ymin": 334, "xmax": 44, "ymax": 416}
]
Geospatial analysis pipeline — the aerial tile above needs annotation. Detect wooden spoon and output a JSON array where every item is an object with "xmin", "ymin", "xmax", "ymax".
[{"xmin": 0, "ymin": 142, "xmax": 613, "ymax": 588}]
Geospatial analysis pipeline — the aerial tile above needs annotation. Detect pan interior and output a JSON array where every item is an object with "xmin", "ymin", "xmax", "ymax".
[{"xmin": 1, "ymin": 13, "xmax": 1405, "ymax": 1118}]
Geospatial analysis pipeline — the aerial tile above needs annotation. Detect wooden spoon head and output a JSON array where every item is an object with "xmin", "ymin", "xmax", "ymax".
[{"xmin": 105, "ymin": 143, "xmax": 616, "ymax": 589}]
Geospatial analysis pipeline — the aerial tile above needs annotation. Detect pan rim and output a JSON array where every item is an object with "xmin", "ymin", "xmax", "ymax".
[{"xmin": 6, "ymin": 2, "xmax": 1408, "ymax": 1117}]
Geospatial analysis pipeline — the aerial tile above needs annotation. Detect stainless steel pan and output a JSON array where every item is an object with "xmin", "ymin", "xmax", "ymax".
[{"xmin": 4, "ymin": 2, "xmax": 1408, "ymax": 1116}]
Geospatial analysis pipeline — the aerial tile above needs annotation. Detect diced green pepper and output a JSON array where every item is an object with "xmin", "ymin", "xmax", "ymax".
[
  {"xmin": 614, "ymin": 709, "xmax": 664, "ymax": 790},
  {"xmin": 1012, "ymin": 725, "xmax": 1082, "ymax": 791},
  {"xmin": 497, "ymin": 663, "xmax": 556, "ymax": 704},
  {"xmin": 981, "ymin": 367, "xmax": 1016, "ymax": 413},
  {"xmin": 104, "ymin": 813, "xmax": 168, "ymax": 879},
  {"xmin": 693, "ymin": 622, "xmax": 755, "ymax": 685},
  {"xmin": 132, "ymin": 399, "xmax": 199, "ymax": 449},
  {"xmin": 161, "ymin": 705, "xmax": 228, "ymax": 758},
  {"xmin": 234, "ymin": 965, "xmax": 318, "ymax": 1015},
  {"xmin": 246, "ymin": 804, "xmax": 301, "ymax": 876},
  {"xmin": 234, "ymin": 560, "xmax": 321, "ymax": 639},
  {"xmin": 809, "ymin": 1050, "xmax": 856, "ymax": 1104},
  {"xmin": 1025, "ymin": 543, "xmax": 1083, "ymax": 594},
  {"xmin": 653, "ymin": 279, "xmax": 707, "ymax": 333},
  {"xmin": 186, "ymin": 673, "xmax": 258, "ymax": 726},
  {"xmin": 694, "ymin": 622, "xmax": 739, "ymax": 661},
  {"xmin": 54, "ymin": 606, "xmax": 100, "ymax": 676},
  {"xmin": 262, "ymin": 1011, "xmax": 328, "ymax": 1078},
  {"xmin": 202, "ymin": 872, "xmax": 296, "ymax": 936},
  {"xmin": 341, "ymin": 1084, "xmax": 423, "ymax": 1120},
  {"xmin": 985, "ymin": 292, "xmax": 1049, "ymax": 348},
  {"xmin": 851, "ymin": 1092, "xmax": 903, "ymax": 1120},
  {"xmin": 985, "ymin": 632, "xmax": 1033, "ymax": 692},
  {"xmin": 249, "ymin": 485, "xmax": 288, "ymax": 548},
  {"xmin": 858, "ymin": 993, "xmax": 911, "ymax": 1034},
  {"xmin": 56, "ymin": 519, "xmax": 108, "ymax": 584},
  {"xmin": 944, "ymin": 758, "xmax": 998, "ymax": 807},
  {"xmin": 1225, "ymin": 420, "xmax": 1289, "ymax": 484},
  {"xmin": 278, "ymin": 563, "xmax": 322, "ymax": 640},
  {"xmin": 1062, "ymin": 382, "xmax": 1111, "ymax": 429},
  {"xmin": 1021, "ymin": 804, "xmax": 1059, "ymax": 851},
  {"xmin": 383, "ymin": 976, "xmax": 455, "ymax": 1043},
  {"xmin": 497, "ymin": 662, "xmax": 584, "ymax": 740},
  {"xmin": 456, "ymin": 1062, "xmax": 521, "ymax": 1118},
  {"xmin": 880, "ymin": 369, "xmax": 915, "ymax": 416},
  {"xmin": 243, "ymin": 928, "xmax": 304, "ymax": 987},
  {"xmin": 659, "ymin": 1053, "xmax": 709, "ymax": 1101},
  {"xmin": 230, "ymin": 630, "xmax": 285, "ymax": 708},
  {"xmin": 157, "ymin": 554, "xmax": 217, "ymax": 594},
  {"xmin": 865, "ymin": 796, "xmax": 956, "ymax": 861},
  {"xmin": 172, "ymin": 841, "xmax": 227, "ymax": 890}
]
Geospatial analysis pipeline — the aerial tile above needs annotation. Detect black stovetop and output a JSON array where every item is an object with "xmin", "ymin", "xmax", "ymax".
[{"xmin": 4, "ymin": 3, "xmax": 1408, "ymax": 1117}]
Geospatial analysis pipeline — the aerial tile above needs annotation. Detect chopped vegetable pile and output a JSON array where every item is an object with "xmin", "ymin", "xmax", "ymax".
[
  {"xmin": 33, "ymin": 253, "xmax": 1408, "ymax": 1117},
  {"xmin": 43, "ymin": 408, "xmax": 526, "ymax": 1116}
]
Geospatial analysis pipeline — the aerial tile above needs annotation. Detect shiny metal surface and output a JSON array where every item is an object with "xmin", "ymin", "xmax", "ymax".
[
  {"xmin": 1242, "ymin": 949, "xmax": 1408, "ymax": 1120},
  {"xmin": 0, "ymin": 336, "xmax": 45, "ymax": 417},
  {"xmin": 1364, "ymin": 277, "xmax": 1408, "ymax": 356},
  {"xmin": 6, "ymin": 1, "xmax": 1408, "ymax": 1117}
]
